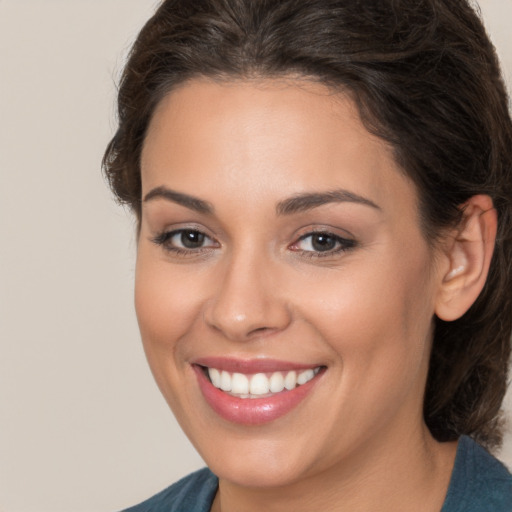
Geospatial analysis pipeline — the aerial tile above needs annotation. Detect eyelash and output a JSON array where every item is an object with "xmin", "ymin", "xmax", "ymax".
[
  {"xmin": 151, "ymin": 229, "xmax": 218, "ymax": 257},
  {"xmin": 291, "ymin": 231, "xmax": 357, "ymax": 258},
  {"xmin": 151, "ymin": 229, "xmax": 357, "ymax": 259}
]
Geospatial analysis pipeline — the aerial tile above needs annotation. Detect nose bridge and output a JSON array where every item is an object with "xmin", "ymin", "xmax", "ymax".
[{"xmin": 204, "ymin": 242, "xmax": 290, "ymax": 340}]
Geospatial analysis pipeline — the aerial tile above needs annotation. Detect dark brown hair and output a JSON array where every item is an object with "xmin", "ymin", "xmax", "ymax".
[{"xmin": 103, "ymin": 0, "xmax": 512, "ymax": 450}]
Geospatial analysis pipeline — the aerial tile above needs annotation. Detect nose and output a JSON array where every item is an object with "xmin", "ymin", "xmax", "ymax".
[{"xmin": 203, "ymin": 250, "xmax": 292, "ymax": 341}]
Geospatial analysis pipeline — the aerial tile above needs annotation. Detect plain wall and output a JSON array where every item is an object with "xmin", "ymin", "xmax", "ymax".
[{"xmin": 0, "ymin": 1, "xmax": 510, "ymax": 511}]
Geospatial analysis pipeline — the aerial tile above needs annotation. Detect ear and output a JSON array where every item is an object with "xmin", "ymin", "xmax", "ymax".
[{"xmin": 435, "ymin": 195, "xmax": 497, "ymax": 322}]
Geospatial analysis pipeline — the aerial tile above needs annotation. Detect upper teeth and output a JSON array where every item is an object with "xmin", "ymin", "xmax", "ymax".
[{"xmin": 207, "ymin": 367, "xmax": 320, "ymax": 398}]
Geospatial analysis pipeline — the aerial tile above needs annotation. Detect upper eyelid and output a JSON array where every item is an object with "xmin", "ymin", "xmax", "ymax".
[
  {"xmin": 292, "ymin": 224, "xmax": 355, "ymax": 241},
  {"xmin": 151, "ymin": 223, "xmax": 218, "ymax": 239},
  {"xmin": 151, "ymin": 227, "xmax": 218, "ymax": 248},
  {"xmin": 297, "ymin": 231, "xmax": 350, "ymax": 241},
  {"xmin": 293, "ymin": 232, "xmax": 355, "ymax": 247}
]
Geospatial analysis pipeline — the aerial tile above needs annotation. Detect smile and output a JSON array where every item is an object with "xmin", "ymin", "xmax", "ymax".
[
  {"xmin": 205, "ymin": 367, "xmax": 322, "ymax": 398},
  {"xmin": 193, "ymin": 359, "xmax": 326, "ymax": 425}
]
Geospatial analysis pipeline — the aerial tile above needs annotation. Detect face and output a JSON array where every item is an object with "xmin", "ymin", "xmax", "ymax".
[{"xmin": 136, "ymin": 78, "xmax": 442, "ymax": 489}]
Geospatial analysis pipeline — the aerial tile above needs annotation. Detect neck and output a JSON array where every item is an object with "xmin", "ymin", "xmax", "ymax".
[{"xmin": 211, "ymin": 424, "xmax": 457, "ymax": 512}]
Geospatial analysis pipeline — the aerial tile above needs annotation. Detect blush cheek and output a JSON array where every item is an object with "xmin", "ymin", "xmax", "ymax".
[
  {"xmin": 133, "ymin": 264, "xmax": 207, "ymax": 435},
  {"xmin": 134, "ymin": 252, "xmax": 203, "ymax": 379},
  {"xmin": 294, "ymin": 251, "xmax": 433, "ymax": 414}
]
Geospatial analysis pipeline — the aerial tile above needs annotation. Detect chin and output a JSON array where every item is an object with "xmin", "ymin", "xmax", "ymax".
[{"xmin": 206, "ymin": 446, "xmax": 311, "ymax": 489}]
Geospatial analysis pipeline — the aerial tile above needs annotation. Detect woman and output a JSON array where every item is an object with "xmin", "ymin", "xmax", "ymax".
[{"xmin": 103, "ymin": 0, "xmax": 512, "ymax": 510}]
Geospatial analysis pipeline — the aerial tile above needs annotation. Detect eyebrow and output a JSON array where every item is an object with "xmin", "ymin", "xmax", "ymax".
[
  {"xmin": 276, "ymin": 189, "xmax": 381, "ymax": 215},
  {"xmin": 143, "ymin": 186, "xmax": 380, "ymax": 216},
  {"xmin": 143, "ymin": 186, "xmax": 214, "ymax": 214}
]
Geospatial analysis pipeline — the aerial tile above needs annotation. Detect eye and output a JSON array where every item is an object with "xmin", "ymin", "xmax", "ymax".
[
  {"xmin": 171, "ymin": 230, "xmax": 208, "ymax": 249},
  {"xmin": 152, "ymin": 229, "xmax": 218, "ymax": 254},
  {"xmin": 291, "ymin": 231, "xmax": 356, "ymax": 256}
]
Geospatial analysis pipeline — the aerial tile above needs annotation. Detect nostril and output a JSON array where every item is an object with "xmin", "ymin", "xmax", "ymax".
[{"xmin": 250, "ymin": 326, "xmax": 270, "ymax": 335}]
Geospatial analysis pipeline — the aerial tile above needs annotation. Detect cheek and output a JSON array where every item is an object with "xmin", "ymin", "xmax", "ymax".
[
  {"xmin": 293, "ymin": 248, "xmax": 436, "ymax": 388},
  {"xmin": 304, "ymin": 267, "xmax": 434, "ymax": 446},
  {"xmin": 134, "ymin": 249, "xmax": 207, "ymax": 372}
]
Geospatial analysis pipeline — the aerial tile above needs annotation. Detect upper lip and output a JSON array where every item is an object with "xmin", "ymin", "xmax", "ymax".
[{"xmin": 192, "ymin": 356, "xmax": 323, "ymax": 374}]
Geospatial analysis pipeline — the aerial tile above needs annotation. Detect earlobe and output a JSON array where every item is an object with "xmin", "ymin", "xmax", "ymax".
[{"xmin": 435, "ymin": 195, "xmax": 497, "ymax": 322}]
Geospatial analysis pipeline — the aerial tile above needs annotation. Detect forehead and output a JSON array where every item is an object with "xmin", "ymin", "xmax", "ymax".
[{"xmin": 141, "ymin": 78, "xmax": 419, "ymax": 222}]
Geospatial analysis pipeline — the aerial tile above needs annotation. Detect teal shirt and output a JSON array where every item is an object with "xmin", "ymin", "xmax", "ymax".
[
  {"xmin": 441, "ymin": 436, "xmax": 511, "ymax": 511},
  {"xmin": 122, "ymin": 436, "xmax": 512, "ymax": 511}
]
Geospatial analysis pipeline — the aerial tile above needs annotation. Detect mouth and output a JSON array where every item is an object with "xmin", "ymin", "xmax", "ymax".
[
  {"xmin": 201, "ymin": 365, "xmax": 322, "ymax": 399},
  {"xmin": 192, "ymin": 358, "xmax": 326, "ymax": 425}
]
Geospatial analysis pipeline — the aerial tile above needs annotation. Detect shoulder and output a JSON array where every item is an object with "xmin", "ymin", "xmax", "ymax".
[
  {"xmin": 442, "ymin": 436, "xmax": 512, "ymax": 512},
  {"xmin": 119, "ymin": 468, "xmax": 218, "ymax": 512}
]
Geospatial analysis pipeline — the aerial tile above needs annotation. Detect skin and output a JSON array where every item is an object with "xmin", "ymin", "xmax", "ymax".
[{"xmin": 136, "ymin": 78, "xmax": 472, "ymax": 511}]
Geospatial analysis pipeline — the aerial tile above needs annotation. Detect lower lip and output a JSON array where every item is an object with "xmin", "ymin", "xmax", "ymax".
[{"xmin": 193, "ymin": 365, "xmax": 323, "ymax": 425}]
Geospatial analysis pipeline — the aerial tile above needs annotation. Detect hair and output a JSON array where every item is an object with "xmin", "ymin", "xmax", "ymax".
[{"xmin": 103, "ymin": 0, "xmax": 512, "ymax": 450}]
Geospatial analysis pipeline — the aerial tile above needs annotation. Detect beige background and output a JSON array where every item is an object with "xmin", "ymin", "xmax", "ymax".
[{"xmin": 0, "ymin": 1, "xmax": 510, "ymax": 511}]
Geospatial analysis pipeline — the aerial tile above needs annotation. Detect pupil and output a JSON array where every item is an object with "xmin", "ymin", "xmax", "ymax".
[
  {"xmin": 181, "ymin": 230, "xmax": 205, "ymax": 248},
  {"xmin": 312, "ymin": 234, "xmax": 336, "ymax": 251}
]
